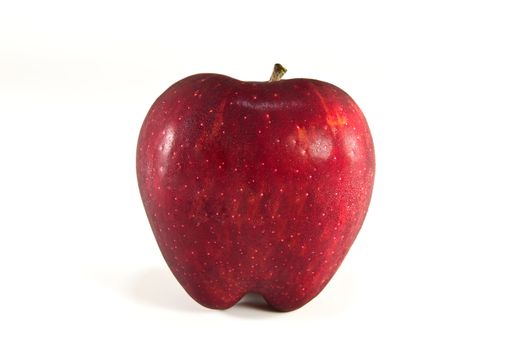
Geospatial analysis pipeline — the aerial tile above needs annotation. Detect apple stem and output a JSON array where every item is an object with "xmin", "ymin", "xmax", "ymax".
[{"xmin": 269, "ymin": 63, "xmax": 287, "ymax": 82}]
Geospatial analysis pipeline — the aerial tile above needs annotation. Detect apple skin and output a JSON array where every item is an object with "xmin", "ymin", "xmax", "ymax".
[{"xmin": 137, "ymin": 71, "xmax": 375, "ymax": 311}]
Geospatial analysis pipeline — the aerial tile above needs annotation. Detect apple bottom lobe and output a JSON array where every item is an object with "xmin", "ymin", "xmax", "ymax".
[
  {"xmin": 176, "ymin": 272, "xmax": 335, "ymax": 312},
  {"xmin": 161, "ymin": 240, "xmax": 354, "ymax": 312}
]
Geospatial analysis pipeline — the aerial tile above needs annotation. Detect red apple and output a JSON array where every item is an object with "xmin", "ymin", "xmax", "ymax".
[{"xmin": 137, "ymin": 64, "xmax": 375, "ymax": 311}]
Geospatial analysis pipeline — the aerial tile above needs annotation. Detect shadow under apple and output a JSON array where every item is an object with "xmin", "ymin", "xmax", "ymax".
[{"xmin": 129, "ymin": 267, "xmax": 205, "ymax": 312}]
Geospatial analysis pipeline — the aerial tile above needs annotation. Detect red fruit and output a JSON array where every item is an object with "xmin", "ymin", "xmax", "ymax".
[{"xmin": 136, "ymin": 64, "xmax": 375, "ymax": 311}]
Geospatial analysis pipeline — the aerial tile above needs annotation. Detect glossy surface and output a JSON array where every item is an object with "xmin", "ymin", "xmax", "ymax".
[{"xmin": 137, "ymin": 74, "xmax": 375, "ymax": 311}]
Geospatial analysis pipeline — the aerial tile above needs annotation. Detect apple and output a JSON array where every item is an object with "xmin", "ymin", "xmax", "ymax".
[{"xmin": 136, "ymin": 64, "xmax": 375, "ymax": 311}]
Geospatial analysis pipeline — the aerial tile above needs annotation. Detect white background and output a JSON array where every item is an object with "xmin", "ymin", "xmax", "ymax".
[{"xmin": 1, "ymin": 0, "xmax": 524, "ymax": 348}]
